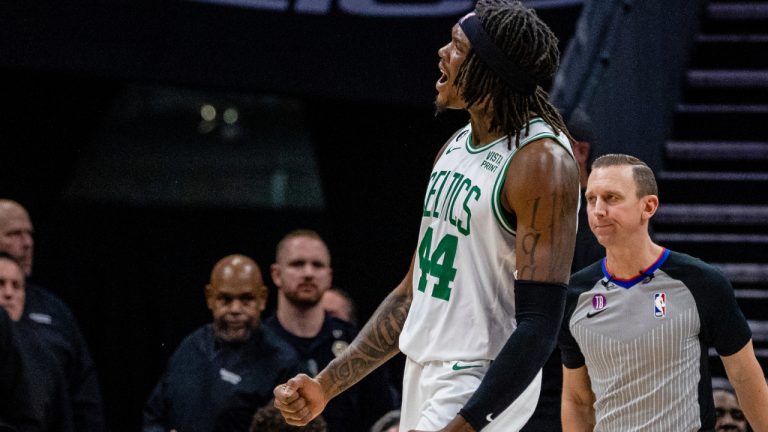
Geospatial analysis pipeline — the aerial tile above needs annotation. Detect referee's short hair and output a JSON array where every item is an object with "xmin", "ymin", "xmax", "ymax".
[{"xmin": 591, "ymin": 154, "xmax": 658, "ymax": 198}]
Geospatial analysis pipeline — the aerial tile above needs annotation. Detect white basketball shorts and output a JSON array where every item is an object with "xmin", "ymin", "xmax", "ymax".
[{"xmin": 400, "ymin": 357, "xmax": 541, "ymax": 432}]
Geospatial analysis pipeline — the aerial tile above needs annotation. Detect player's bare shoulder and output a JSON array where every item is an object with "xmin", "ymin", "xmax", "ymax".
[{"xmin": 503, "ymin": 136, "xmax": 579, "ymax": 210}]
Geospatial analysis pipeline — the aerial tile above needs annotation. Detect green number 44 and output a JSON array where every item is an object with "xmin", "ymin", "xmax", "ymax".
[{"xmin": 417, "ymin": 227, "xmax": 458, "ymax": 301}]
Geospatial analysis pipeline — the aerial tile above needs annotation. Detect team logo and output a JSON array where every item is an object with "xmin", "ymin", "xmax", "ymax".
[
  {"xmin": 332, "ymin": 340, "xmax": 349, "ymax": 358},
  {"xmin": 654, "ymin": 292, "xmax": 666, "ymax": 318}
]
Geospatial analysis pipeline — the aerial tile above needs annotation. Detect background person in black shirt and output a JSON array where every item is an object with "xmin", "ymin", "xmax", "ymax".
[{"xmin": 143, "ymin": 254, "xmax": 302, "ymax": 432}]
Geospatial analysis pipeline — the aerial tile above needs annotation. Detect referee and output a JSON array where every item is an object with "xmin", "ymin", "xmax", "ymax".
[{"xmin": 559, "ymin": 154, "xmax": 768, "ymax": 431}]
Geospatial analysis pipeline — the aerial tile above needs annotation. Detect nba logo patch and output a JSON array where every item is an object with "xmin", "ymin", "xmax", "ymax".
[
  {"xmin": 592, "ymin": 294, "xmax": 606, "ymax": 310},
  {"xmin": 654, "ymin": 292, "xmax": 666, "ymax": 318}
]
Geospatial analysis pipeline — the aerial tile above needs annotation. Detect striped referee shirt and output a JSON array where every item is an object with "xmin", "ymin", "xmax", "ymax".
[{"xmin": 559, "ymin": 249, "xmax": 751, "ymax": 431}]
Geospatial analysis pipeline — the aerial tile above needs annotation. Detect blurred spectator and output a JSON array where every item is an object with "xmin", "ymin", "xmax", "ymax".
[
  {"xmin": 265, "ymin": 230, "xmax": 398, "ymax": 432},
  {"xmin": 249, "ymin": 405, "xmax": 326, "ymax": 432},
  {"xmin": 0, "ymin": 253, "xmax": 24, "ymax": 322},
  {"xmin": 369, "ymin": 410, "xmax": 400, "ymax": 432},
  {"xmin": 143, "ymin": 254, "xmax": 302, "ymax": 432},
  {"xmin": 0, "ymin": 276, "xmax": 40, "ymax": 432},
  {"xmin": 713, "ymin": 382, "xmax": 750, "ymax": 432},
  {"xmin": 0, "ymin": 200, "xmax": 104, "ymax": 431},
  {"xmin": 320, "ymin": 287, "xmax": 357, "ymax": 326},
  {"xmin": 0, "ymin": 251, "xmax": 68, "ymax": 431}
]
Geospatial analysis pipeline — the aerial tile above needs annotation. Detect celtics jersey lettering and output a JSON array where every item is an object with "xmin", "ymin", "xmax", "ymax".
[{"xmin": 399, "ymin": 118, "xmax": 575, "ymax": 363}]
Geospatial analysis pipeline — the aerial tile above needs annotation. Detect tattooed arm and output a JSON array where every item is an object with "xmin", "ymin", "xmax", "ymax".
[
  {"xmin": 508, "ymin": 138, "xmax": 579, "ymax": 284},
  {"xmin": 274, "ymin": 255, "xmax": 415, "ymax": 426}
]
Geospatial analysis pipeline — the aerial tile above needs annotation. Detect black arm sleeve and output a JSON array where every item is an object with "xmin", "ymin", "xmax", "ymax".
[{"xmin": 459, "ymin": 280, "xmax": 567, "ymax": 431}]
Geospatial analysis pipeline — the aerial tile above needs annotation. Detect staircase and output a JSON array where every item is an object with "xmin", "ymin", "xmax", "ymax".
[{"xmin": 653, "ymin": 0, "xmax": 768, "ymax": 375}]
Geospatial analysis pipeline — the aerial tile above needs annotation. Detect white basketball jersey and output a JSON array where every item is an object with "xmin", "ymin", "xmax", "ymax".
[{"xmin": 399, "ymin": 118, "xmax": 575, "ymax": 363}]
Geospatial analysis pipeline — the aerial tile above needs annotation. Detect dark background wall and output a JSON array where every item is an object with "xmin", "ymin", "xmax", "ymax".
[
  {"xmin": 550, "ymin": 0, "xmax": 703, "ymax": 171},
  {"xmin": 0, "ymin": 2, "xmax": 581, "ymax": 430}
]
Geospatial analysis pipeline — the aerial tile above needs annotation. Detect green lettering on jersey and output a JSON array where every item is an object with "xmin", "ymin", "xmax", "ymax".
[
  {"xmin": 457, "ymin": 185, "xmax": 481, "ymax": 236},
  {"xmin": 416, "ymin": 227, "xmax": 458, "ymax": 301},
  {"xmin": 423, "ymin": 172, "xmax": 440, "ymax": 217},
  {"xmin": 449, "ymin": 178, "xmax": 472, "ymax": 227},
  {"xmin": 439, "ymin": 172, "xmax": 464, "ymax": 218},
  {"xmin": 431, "ymin": 171, "xmax": 451, "ymax": 218}
]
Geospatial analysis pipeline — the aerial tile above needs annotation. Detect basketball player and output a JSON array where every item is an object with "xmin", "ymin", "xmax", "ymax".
[
  {"xmin": 559, "ymin": 154, "xmax": 768, "ymax": 431},
  {"xmin": 274, "ymin": 1, "xmax": 580, "ymax": 431}
]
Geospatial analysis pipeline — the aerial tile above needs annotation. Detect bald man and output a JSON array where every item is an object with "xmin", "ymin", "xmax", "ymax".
[
  {"xmin": 143, "ymin": 254, "xmax": 302, "ymax": 432},
  {"xmin": 0, "ymin": 199, "xmax": 104, "ymax": 432}
]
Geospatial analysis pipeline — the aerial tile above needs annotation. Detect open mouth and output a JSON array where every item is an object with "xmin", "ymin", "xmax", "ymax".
[{"xmin": 436, "ymin": 63, "xmax": 448, "ymax": 89}]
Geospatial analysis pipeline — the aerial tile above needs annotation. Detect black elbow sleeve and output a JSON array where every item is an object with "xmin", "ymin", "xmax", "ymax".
[{"xmin": 459, "ymin": 280, "xmax": 567, "ymax": 430}]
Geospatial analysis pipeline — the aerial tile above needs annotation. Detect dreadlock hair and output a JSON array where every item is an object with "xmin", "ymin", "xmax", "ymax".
[{"xmin": 456, "ymin": 0, "xmax": 568, "ymax": 148}]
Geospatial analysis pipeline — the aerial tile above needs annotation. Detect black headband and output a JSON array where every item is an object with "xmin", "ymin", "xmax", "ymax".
[{"xmin": 458, "ymin": 12, "xmax": 537, "ymax": 95}]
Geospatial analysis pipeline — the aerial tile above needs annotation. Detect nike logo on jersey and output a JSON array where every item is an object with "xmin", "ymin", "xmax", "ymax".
[
  {"xmin": 586, "ymin": 309, "xmax": 607, "ymax": 318},
  {"xmin": 452, "ymin": 362, "xmax": 483, "ymax": 371},
  {"xmin": 446, "ymin": 146, "xmax": 461, "ymax": 154}
]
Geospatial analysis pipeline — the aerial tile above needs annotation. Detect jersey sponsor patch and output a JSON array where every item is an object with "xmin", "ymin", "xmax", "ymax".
[
  {"xmin": 219, "ymin": 368, "xmax": 242, "ymax": 385},
  {"xmin": 654, "ymin": 292, "xmax": 666, "ymax": 318},
  {"xmin": 480, "ymin": 151, "xmax": 502, "ymax": 173}
]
